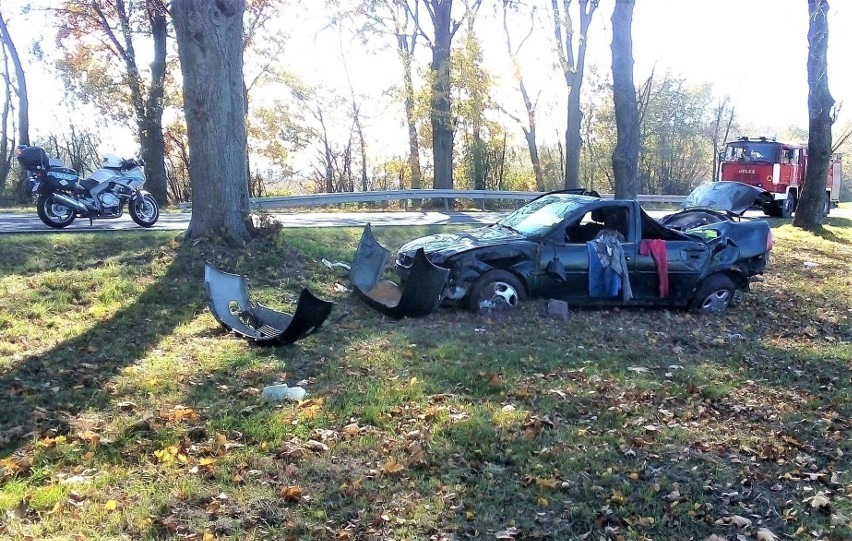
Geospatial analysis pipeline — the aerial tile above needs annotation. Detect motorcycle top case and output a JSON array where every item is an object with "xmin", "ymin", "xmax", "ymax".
[{"xmin": 17, "ymin": 146, "xmax": 49, "ymax": 169}]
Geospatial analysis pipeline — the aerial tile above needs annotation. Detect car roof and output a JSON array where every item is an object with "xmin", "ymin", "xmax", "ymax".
[{"xmin": 530, "ymin": 193, "xmax": 603, "ymax": 204}]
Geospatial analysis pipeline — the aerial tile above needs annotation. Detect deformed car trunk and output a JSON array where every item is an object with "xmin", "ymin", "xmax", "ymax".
[
  {"xmin": 661, "ymin": 181, "xmax": 775, "ymax": 231},
  {"xmin": 350, "ymin": 224, "xmax": 449, "ymax": 318}
]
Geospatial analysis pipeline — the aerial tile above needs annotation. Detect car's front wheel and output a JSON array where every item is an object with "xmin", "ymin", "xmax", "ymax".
[
  {"xmin": 468, "ymin": 270, "xmax": 526, "ymax": 312},
  {"xmin": 689, "ymin": 274, "xmax": 736, "ymax": 313}
]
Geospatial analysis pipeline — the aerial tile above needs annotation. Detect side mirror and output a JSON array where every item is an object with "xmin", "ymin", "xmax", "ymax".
[{"xmin": 546, "ymin": 258, "xmax": 567, "ymax": 282}]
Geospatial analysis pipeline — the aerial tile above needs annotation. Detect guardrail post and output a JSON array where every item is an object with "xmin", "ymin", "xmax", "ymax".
[
  {"xmin": 404, "ymin": 199, "xmax": 409, "ymax": 212},
  {"xmin": 444, "ymin": 198, "xmax": 449, "ymax": 211}
]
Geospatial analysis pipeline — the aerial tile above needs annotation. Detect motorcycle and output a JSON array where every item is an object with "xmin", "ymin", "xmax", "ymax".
[{"xmin": 15, "ymin": 145, "xmax": 160, "ymax": 229}]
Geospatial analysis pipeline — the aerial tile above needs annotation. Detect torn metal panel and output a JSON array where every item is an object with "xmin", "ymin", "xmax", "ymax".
[
  {"xmin": 682, "ymin": 181, "xmax": 774, "ymax": 215},
  {"xmin": 204, "ymin": 264, "xmax": 332, "ymax": 344},
  {"xmin": 350, "ymin": 224, "xmax": 449, "ymax": 318}
]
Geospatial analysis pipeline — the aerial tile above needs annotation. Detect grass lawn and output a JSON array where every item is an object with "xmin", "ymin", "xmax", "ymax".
[{"xmin": 0, "ymin": 218, "xmax": 850, "ymax": 540}]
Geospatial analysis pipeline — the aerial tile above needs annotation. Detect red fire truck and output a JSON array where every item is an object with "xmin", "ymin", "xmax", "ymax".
[{"xmin": 719, "ymin": 136, "xmax": 842, "ymax": 218}]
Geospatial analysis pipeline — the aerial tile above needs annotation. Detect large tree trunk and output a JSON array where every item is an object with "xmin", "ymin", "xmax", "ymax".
[
  {"xmin": 793, "ymin": 0, "xmax": 834, "ymax": 230},
  {"xmin": 107, "ymin": 0, "xmax": 169, "ymax": 205},
  {"xmin": 399, "ymin": 37, "xmax": 422, "ymax": 190},
  {"xmin": 172, "ymin": 0, "xmax": 252, "ymax": 244},
  {"xmin": 141, "ymin": 3, "xmax": 168, "ymax": 205},
  {"xmin": 610, "ymin": 0, "xmax": 639, "ymax": 199},
  {"xmin": 0, "ymin": 54, "xmax": 11, "ymax": 194},
  {"xmin": 565, "ymin": 80, "xmax": 582, "ymax": 189},
  {"xmin": 551, "ymin": 0, "xmax": 597, "ymax": 190},
  {"xmin": 430, "ymin": 0, "xmax": 454, "ymax": 190},
  {"xmin": 0, "ymin": 11, "xmax": 30, "ymax": 200}
]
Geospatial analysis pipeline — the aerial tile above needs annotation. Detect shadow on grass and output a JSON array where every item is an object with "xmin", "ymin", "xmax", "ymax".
[
  {"xmin": 810, "ymin": 218, "xmax": 851, "ymax": 243},
  {"xmin": 151, "ymin": 304, "xmax": 852, "ymax": 539},
  {"xmin": 0, "ymin": 237, "xmax": 207, "ymax": 458},
  {"xmin": 0, "ymin": 233, "xmax": 167, "ymax": 276},
  {"xmin": 3, "ymin": 222, "xmax": 849, "ymax": 538}
]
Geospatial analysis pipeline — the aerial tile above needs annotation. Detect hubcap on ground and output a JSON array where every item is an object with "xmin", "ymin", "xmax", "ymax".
[
  {"xmin": 701, "ymin": 290, "xmax": 731, "ymax": 312},
  {"xmin": 479, "ymin": 281, "xmax": 519, "ymax": 310}
]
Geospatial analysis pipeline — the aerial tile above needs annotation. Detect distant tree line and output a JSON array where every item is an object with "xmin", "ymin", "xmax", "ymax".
[{"xmin": 0, "ymin": 0, "xmax": 846, "ymax": 238}]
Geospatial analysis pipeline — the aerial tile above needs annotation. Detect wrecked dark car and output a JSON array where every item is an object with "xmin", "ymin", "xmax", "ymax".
[{"xmin": 393, "ymin": 184, "xmax": 773, "ymax": 313}]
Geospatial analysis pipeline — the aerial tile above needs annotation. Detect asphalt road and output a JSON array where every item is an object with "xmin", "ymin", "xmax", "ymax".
[
  {"xmin": 0, "ymin": 207, "xmax": 848, "ymax": 234},
  {"xmin": 0, "ymin": 210, "xmax": 507, "ymax": 234}
]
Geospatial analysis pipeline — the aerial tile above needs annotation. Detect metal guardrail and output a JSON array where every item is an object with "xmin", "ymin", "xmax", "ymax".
[{"xmin": 179, "ymin": 190, "xmax": 686, "ymax": 211}]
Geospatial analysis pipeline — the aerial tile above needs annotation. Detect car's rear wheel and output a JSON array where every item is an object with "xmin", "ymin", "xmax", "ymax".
[
  {"xmin": 689, "ymin": 274, "xmax": 736, "ymax": 313},
  {"xmin": 468, "ymin": 270, "xmax": 526, "ymax": 312}
]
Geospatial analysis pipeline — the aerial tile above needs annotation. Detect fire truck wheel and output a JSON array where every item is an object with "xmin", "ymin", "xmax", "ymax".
[
  {"xmin": 822, "ymin": 192, "xmax": 830, "ymax": 217},
  {"xmin": 780, "ymin": 195, "xmax": 795, "ymax": 219}
]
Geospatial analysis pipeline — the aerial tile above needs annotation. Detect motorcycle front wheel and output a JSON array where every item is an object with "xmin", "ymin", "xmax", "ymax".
[
  {"xmin": 37, "ymin": 194, "xmax": 77, "ymax": 228},
  {"xmin": 129, "ymin": 193, "xmax": 159, "ymax": 227}
]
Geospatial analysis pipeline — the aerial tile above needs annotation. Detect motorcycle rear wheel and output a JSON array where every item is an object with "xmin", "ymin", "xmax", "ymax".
[
  {"xmin": 130, "ymin": 193, "xmax": 159, "ymax": 227},
  {"xmin": 37, "ymin": 194, "xmax": 77, "ymax": 228}
]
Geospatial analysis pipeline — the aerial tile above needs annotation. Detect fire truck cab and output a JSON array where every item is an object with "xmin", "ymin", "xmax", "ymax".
[{"xmin": 719, "ymin": 136, "xmax": 842, "ymax": 218}]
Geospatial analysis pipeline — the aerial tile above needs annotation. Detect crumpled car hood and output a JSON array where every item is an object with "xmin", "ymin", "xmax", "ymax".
[
  {"xmin": 398, "ymin": 226, "xmax": 524, "ymax": 263},
  {"xmin": 683, "ymin": 181, "xmax": 773, "ymax": 215}
]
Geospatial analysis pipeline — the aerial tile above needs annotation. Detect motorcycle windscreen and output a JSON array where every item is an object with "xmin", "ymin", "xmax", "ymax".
[
  {"xmin": 204, "ymin": 263, "xmax": 333, "ymax": 344},
  {"xmin": 349, "ymin": 224, "xmax": 449, "ymax": 318}
]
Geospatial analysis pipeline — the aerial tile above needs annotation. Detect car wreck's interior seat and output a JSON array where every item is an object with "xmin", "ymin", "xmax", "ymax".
[
  {"xmin": 204, "ymin": 264, "xmax": 333, "ymax": 344},
  {"xmin": 350, "ymin": 224, "xmax": 450, "ymax": 318}
]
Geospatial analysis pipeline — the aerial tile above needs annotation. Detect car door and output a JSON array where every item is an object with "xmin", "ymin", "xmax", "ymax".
[
  {"xmin": 536, "ymin": 203, "xmax": 636, "ymax": 302},
  {"xmin": 632, "ymin": 237, "xmax": 709, "ymax": 302},
  {"xmin": 536, "ymin": 236, "xmax": 590, "ymax": 300}
]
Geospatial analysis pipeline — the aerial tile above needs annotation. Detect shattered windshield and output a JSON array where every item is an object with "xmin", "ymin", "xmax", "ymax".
[
  {"xmin": 498, "ymin": 195, "xmax": 589, "ymax": 237},
  {"xmin": 724, "ymin": 142, "xmax": 781, "ymax": 163}
]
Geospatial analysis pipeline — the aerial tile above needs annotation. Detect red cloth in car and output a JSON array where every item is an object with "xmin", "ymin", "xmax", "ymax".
[{"xmin": 639, "ymin": 240, "xmax": 669, "ymax": 298}]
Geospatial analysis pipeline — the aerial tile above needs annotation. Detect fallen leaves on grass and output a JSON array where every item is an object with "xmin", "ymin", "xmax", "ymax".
[
  {"xmin": 0, "ymin": 456, "xmax": 32, "ymax": 479},
  {"xmin": 756, "ymin": 528, "xmax": 778, "ymax": 541},
  {"xmin": 495, "ymin": 526, "xmax": 520, "ymax": 539},
  {"xmin": 714, "ymin": 514, "xmax": 751, "ymax": 528},
  {"xmin": 280, "ymin": 485, "xmax": 303, "ymax": 502},
  {"xmin": 806, "ymin": 491, "xmax": 831, "ymax": 510},
  {"xmin": 154, "ymin": 444, "xmax": 189, "ymax": 465},
  {"xmin": 380, "ymin": 457, "xmax": 405, "ymax": 476}
]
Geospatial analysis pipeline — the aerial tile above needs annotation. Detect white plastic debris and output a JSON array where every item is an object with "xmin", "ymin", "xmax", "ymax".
[
  {"xmin": 322, "ymin": 258, "xmax": 351, "ymax": 271},
  {"xmin": 262, "ymin": 384, "xmax": 306, "ymax": 402},
  {"xmin": 803, "ymin": 261, "xmax": 819, "ymax": 269}
]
